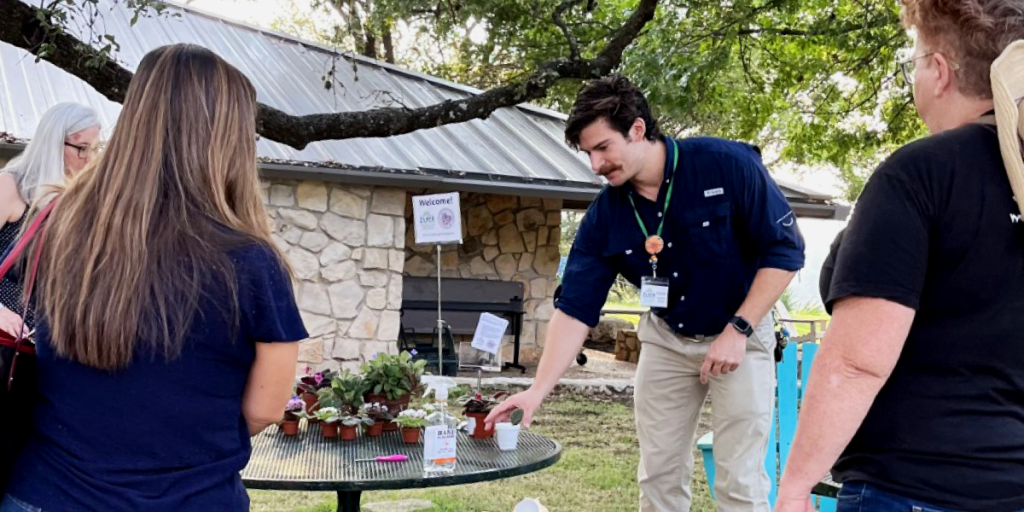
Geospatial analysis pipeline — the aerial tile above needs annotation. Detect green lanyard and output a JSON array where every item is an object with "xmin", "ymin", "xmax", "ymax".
[{"xmin": 627, "ymin": 140, "xmax": 678, "ymax": 239}]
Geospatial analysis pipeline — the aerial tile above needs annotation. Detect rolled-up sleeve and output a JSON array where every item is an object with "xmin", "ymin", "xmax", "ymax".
[
  {"xmin": 554, "ymin": 206, "xmax": 618, "ymax": 328},
  {"xmin": 731, "ymin": 147, "xmax": 805, "ymax": 271}
]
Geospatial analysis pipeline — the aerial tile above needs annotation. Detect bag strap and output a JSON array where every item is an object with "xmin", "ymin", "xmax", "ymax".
[
  {"xmin": 0, "ymin": 199, "xmax": 57, "ymax": 281},
  {"xmin": 1, "ymin": 199, "xmax": 58, "ymax": 391}
]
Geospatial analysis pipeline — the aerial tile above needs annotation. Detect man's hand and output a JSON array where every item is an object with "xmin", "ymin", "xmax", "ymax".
[
  {"xmin": 484, "ymin": 387, "xmax": 546, "ymax": 430},
  {"xmin": 699, "ymin": 327, "xmax": 747, "ymax": 384},
  {"xmin": 0, "ymin": 307, "xmax": 24, "ymax": 337},
  {"xmin": 773, "ymin": 494, "xmax": 815, "ymax": 512}
]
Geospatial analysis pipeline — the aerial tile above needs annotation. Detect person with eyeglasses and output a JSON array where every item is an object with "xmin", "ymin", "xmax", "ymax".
[
  {"xmin": 775, "ymin": 1, "xmax": 1024, "ymax": 511},
  {"xmin": 0, "ymin": 102, "xmax": 101, "ymax": 337}
]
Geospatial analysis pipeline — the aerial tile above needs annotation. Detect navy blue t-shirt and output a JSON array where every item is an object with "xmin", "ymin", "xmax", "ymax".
[
  {"xmin": 557, "ymin": 136, "xmax": 804, "ymax": 335},
  {"xmin": 7, "ymin": 243, "xmax": 308, "ymax": 512}
]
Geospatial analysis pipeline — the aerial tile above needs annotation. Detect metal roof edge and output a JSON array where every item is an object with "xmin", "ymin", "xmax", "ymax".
[
  {"xmin": 257, "ymin": 161, "xmax": 602, "ymax": 202},
  {"xmin": 0, "ymin": 142, "xmax": 849, "ymax": 220}
]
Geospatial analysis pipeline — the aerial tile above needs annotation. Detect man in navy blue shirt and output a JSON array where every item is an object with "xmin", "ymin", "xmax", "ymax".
[{"xmin": 488, "ymin": 76, "xmax": 804, "ymax": 512}]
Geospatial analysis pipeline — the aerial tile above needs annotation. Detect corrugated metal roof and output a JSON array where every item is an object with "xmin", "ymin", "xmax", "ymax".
[
  {"xmin": 0, "ymin": 0, "xmax": 846, "ymax": 218},
  {"xmin": 0, "ymin": 0, "xmax": 598, "ymax": 186}
]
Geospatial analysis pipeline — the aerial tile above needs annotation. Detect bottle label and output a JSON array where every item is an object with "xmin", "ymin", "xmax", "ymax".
[{"xmin": 424, "ymin": 425, "xmax": 457, "ymax": 463}]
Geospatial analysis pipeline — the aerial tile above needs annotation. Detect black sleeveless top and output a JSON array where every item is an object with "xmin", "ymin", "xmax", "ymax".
[{"xmin": 0, "ymin": 211, "xmax": 27, "ymax": 317}]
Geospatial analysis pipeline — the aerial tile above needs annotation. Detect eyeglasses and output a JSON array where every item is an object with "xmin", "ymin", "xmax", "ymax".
[
  {"xmin": 64, "ymin": 141, "xmax": 102, "ymax": 159},
  {"xmin": 897, "ymin": 52, "xmax": 960, "ymax": 87}
]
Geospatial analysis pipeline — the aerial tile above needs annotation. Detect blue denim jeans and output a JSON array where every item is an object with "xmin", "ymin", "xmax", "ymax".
[
  {"xmin": 0, "ymin": 495, "xmax": 41, "ymax": 512},
  {"xmin": 837, "ymin": 482, "xmax": 1024, "ymax": 512}
]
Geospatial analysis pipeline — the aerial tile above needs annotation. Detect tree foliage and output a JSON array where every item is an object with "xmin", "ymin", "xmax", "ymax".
[
  {"xmin": 0, "ymin": 0, "xmax": 925, "ymax": 199},
  {"xmin": 282, "ymin": 0, "xmax": 923, "ymax": 200}
]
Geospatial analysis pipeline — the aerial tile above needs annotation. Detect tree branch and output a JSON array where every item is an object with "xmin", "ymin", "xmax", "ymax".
[
  {"xmin": 0, "ymin": 0, "xmax": 658, "ymax": 150},
  {"xmin": 552, "ymin": 0, "xmax": 583, "ymax": 60}
]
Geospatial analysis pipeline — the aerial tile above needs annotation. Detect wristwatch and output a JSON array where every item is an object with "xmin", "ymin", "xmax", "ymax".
[{"xmin": 729, "ymin": 315, "xmax": 754, "ymax": 337}]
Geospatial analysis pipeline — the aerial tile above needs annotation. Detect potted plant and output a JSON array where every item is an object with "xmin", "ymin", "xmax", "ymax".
[
  {"xmin": 394, "ymin": 408, "xmax": 427, "ymax": 444},
  {"xmin": 315, "ymin": 386, "xmax": 343, "ymax": 413},
  {"xmin": 298, "ymin": 367, "xmax": 338, "ymax": 421},
  {"xmin": 361, "ymin": 351, "xmax": 427, "ymax": 430},
  {"xmin": 330, "ymin": 370, "xmax": 368, "ymax": 415},
  {"xmin": 460, "ymin": 390, "xmax": 508, "ymax": 438},
  {"xmin": 314, "ymin": 407, "xmax": 341, "ymax": 438},
  {"xmin": 338, "ymin": 411, "xmax": 373, "ymax": 441},
  {"xmin": 361, "ymin": 402, "xmax": 393, "ymax": 437},
  {"xmin": 281, "ymin": 396, "xmax": 305, "ymax": 436}
]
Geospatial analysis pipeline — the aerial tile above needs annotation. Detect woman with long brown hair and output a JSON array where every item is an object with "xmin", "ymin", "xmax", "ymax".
[{"xmin": 0, "ymin": 44, "xmax": 306, "ymax": 512}]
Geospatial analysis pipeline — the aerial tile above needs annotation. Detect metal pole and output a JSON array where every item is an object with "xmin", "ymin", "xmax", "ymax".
[{"xmin": 437, "ymin": 244, "xmax": 443, "ymax": 376}]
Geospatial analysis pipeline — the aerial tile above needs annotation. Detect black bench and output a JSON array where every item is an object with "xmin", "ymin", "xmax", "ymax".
[{"xmin": 400, "ymin": 276, "xmax": 526, "ymax": 373}]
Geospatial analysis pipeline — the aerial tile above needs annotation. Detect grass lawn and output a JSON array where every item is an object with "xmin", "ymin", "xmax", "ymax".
[
  {"xmin": 249, "ymin": 394, "xmax": 716, "ymax": 512},
  {"xmin": 601, "ymin": 299, "xmax": 644, "ymax": 327}
]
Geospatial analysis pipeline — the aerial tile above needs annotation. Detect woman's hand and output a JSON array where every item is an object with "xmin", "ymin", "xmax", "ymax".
[{"xmin": 0, "ymin": 307, "xmax": 24, "ymax": 337}]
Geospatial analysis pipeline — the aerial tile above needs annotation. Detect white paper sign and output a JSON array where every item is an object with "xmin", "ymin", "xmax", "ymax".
[
  {"xmin": 412, "ymin": 192, "xmax": 463, "ymax": 245},
  {"xmin": 424, "ymin": 425, "xmax": 458, "ymax": 462},
  {"xmin": 470, "ymin": 313, "xmax": 509, "ymax": 355}
]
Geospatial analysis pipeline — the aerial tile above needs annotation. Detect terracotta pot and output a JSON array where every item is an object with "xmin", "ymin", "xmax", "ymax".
[
  {"xmin": 302, "ymin": 393, "xmax": 320, "ymax": 423},
  {"xmin": 365, "ymin": 421, "xmax": 384, "ymax": 437},
  {"xmin": 320, "ymin": 421, "xmax": 339, "ymax": 438},
  {"xmin": 339, "ymin": 424, "xmax": 358, "ymax": 441},
  {"xmin": 281, "ymin": 420, "xmax": 299, "ymax": 436},
  {"xmin": 466, "ymin": 411, "xmax": 493, "ymax": 438},
  {"xmin": 383, "ymin": 394, "xmax": 411, "ymax": 431},
  {"xmin": 401, "ymin": 427, "xmax": 421, "ymax": 444}
]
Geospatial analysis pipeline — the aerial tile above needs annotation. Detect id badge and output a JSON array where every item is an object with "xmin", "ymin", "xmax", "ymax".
[{"xmin": 640, "ymin": 276, "xmax": 670, "ymax": 308}]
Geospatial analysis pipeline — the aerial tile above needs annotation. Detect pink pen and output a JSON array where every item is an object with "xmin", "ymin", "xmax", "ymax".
[{"xmin": 354, "ymin": 454, "xmax": 409, "ymax": 462}]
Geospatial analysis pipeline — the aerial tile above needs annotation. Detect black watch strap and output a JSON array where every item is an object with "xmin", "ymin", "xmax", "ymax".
[{"xmin": 729, "ymin": 316, "xmax": 754, "ymax": 337}]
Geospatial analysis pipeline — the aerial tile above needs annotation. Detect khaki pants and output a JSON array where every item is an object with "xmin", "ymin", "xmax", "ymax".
[{"xmin": 635, "ymin": 313, "xmax": 776, "ymax": 512}]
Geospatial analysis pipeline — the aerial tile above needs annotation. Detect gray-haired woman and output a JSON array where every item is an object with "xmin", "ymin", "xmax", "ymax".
[{"xmin": 0, "ymin": 102, "xmax": 101, "ymax": 336}]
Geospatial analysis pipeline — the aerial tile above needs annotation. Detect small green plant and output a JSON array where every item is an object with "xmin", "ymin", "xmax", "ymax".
[
  {"xmin": 315, "ymin": 387, "xmax": 342, "ymax": 410},
  {"xmin": 361, "ymin": 351, "xmax": 428, "ymax": 400},
  {"xmin": 297, "ymin": 367, "xmax": 338, "ymax": 395},
  {"xmin": 284, "ymin": 396, "xmax": 305, "ymax": 421},
  {"xmin": 339, "ymin": 410, "xmax": 374, "ymax": 428},
  {"xmin": 314, "ymin": 407, "xmax": 340, "ymax": 424},
  {"xmin": 510, "ymin": 408, "xmax": 524, "ymax": 426},
  {"xmin": 330, "ymin": 370, "xmax": 368, "ymax": 413},
  {"xmin": 362, "ymin": 402, "xmax": 393, "ymax": 425},
  {"xmin": 461, "ymin": 390, "xmax": 509, "ymax": 414},
  {"xmin": 394, "ymin": 408, "xmax": 427, "ymax": 429}
]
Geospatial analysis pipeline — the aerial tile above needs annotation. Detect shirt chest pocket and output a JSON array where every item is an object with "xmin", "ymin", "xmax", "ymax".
[
  {"xmin": 601, "ymin": 236, "xmax": 651, "ymax": 284},
  {"xmin": 682, "ymin": 202, "xmax": 735, "ymax": 261}
]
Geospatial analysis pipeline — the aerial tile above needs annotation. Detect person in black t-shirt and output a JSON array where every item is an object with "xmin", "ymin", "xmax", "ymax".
[{"xmin": 775, "ymin": 2, "xmax": 1024, "ymax": 512}]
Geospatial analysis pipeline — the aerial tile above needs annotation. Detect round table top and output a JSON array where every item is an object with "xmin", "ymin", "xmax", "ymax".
[{"xmin": 241, "ymin": 421, "xmax": 562, "ymax": 492}]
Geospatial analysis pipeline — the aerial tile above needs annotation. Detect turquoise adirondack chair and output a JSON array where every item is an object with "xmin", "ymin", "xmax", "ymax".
[{"xmin": 696, "ymin": 340, "xmax": 838, "ymax": 511}]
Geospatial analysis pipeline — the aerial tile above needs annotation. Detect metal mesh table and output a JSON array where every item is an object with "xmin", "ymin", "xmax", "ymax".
[{"xmin": 242, "ymin": 421, "xmax": 562, "ymax": 511}]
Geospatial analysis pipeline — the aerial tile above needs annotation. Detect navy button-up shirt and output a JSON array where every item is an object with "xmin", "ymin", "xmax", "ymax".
[{"xmin": 556, "ymin": 136, "xmax": 805, "ymax": 336}]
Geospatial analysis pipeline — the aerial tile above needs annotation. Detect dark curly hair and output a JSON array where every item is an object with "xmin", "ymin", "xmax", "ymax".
[
  {"xmin": 564, "ymin": 75, "xmax": 662, "ymax": 150},
  {"xmin": 901, "ymin": 0, "xmax": 1024, "ymax": 99}
]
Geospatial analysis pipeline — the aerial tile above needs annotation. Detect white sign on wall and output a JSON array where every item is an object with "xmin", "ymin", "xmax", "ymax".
[{"xmin": 412, "ymin": 192, "xmax": 463, "ymax": 245}]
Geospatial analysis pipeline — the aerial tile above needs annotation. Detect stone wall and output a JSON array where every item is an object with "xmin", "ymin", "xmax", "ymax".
[
  {"xmin": 614, "ymin": 329, "xmax": 641, "ymax": 363},
  {"xmin": 262, "ymin": 180, "xmax": 407, "ymax": 374},
  {"xmin": 403, "ymin": 193, "xmax": 563, "ymax": 362}
]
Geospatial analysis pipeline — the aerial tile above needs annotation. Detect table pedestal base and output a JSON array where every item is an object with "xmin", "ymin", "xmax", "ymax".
[{"xmin": 338, "ymin": 490, "xmax": 362, "ymax": 511}]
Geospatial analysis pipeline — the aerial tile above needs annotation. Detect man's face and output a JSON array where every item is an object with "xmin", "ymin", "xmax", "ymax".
[{"xmin": 577, "ymin": 117, "xmax": 645, "ymax": 187}]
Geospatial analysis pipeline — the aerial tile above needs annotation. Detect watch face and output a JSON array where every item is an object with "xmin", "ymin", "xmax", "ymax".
[{"xmin": 734, "ymin": 317, "xmax": 751, "ymax": 331}]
